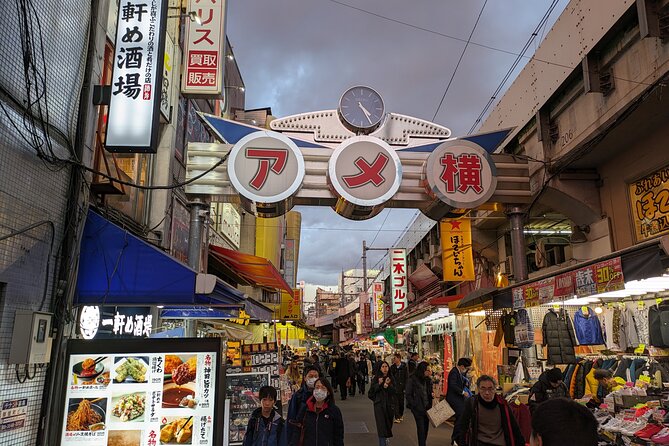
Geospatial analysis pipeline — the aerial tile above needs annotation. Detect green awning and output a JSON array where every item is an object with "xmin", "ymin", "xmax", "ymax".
[{"xmin": 319, "ymin": 338, "xmax": 332, "ymax": 346}]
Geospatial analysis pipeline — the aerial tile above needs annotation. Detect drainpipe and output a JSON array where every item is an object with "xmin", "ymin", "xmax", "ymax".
[
  {"xmin": 506, "ymin": 206, "xmax": 528, "ymax": 282},
  {"xmin": 186, "ymin": 197, "xmax": 209, "ymax": 336}
]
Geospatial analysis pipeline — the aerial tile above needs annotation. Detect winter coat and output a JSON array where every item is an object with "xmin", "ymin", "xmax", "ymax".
[
  {"xmin": 542, "ymin": 308, "xmax": 577, "ymax": 364},
  {"xmin": 368, "ymin": 376, "xmax": 396, "ymax": 438},
  {"xmin": 453, "ymin": 395, "xmax": 525, "ymax": 446},
  {"xmin": 573, "ymin": 307, "xmax": 605, "ymax": 345},
  {"xmin": 289, "ymin": 397, "xmax": 344, "ymax": 446},
  {"xmin": 285, "ymin": 384, "xmax": 312, "ymax": 442},
  {"xmin": 243, "ymin": 408, "xmax": 286, "ymax": 446},
  {"xmin": 405, "ymin": 374, "xmax": 433, "ymax": 414},
  {"xmin": 528, "ymin": 370, "xmax": 568, "ymax": 413},
  {"xmin": 571, "ymin": 362, "xmax": 587, "ymax": 399},
  {"xmin": 408, "ymin": 359, "xmax": 417, "ymax": 376},
  {"xmin": 585, "ymin": 367, "xmax": 600, "ymax": 400},
  {"xmin": 390, "ymin": 362, "xmax": 408, "ymax": 392},
  {"xmin": 649, "ymin": 301, "xmax": 669, "ymax": 347},
  {"xmin": 333, "ymin": 357, "xmax": 354, "ymax": 383},
  {"xmin": 357, "ymin": 359, "xmax": 368, "ymax": 378},
  {"xmin": 445, "ymin": 367, "xmax": 469, "ymax": 417}
]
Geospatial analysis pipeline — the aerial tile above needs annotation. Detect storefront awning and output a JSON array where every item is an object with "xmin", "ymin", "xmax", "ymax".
[
  {"xmin": 160, "ymin": 307, "xmax": 238, "ymax": 319},
  {"xmin": 75, "ymin": 210, "xmax": 245, "ymax": 306},
  {"xmin": 209, "ymin": 245, "xmax": 293, "ymax": 295}
]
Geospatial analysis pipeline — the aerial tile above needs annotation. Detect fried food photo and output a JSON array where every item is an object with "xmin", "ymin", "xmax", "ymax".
[
  {"xmin": 164, "ymin": 355, "xmax": 183, "ymax": 374},
  {"xmin": 81, "ymin": 358, "xmax": 95, "ymax": 370},
  {"xmin": 172, "ymin": 359, "xmax": 197, "ymax": 386},
  {"xmin": 160, "ymin": 417, "xmax": 194, "ymax": 444}
]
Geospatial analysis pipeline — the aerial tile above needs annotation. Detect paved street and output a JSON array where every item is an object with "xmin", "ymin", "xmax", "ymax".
[{"xmin": 335, "ymin": 391, "xmax": 454, "ymax": 446}]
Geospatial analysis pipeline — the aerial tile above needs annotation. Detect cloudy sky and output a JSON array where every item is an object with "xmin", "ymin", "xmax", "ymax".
[{"xmin": 226, "ymin": 0, "xmax": 569, "ymax": 287}]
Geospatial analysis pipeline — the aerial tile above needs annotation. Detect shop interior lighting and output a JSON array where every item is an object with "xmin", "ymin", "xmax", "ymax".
[
  {"xmin": 592, "ymin": 274, "xmax": 669, "ymax": 300},
  {"xmin": 467, "ymin": 310, "xmax": 487, "ymax": 316},
  {"xmin": 524, "ymin": 229, "xmax": 573, "ymax": 235},
  {"xmin": 405, "ymin": 308, "xmax": 451, "ymax": 326}
]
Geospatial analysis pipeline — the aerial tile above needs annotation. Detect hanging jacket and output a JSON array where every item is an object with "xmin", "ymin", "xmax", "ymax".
[
  {"xmin": 243, "ymin": 408, "xmax": 287, "ymax": 446},
  {"xmin": 514, "ymin": 309, "xmax": 534, "ymax": 348},
  {"xmin": 648, "ymin": 302, "xmax": 669, "ymax": 347},
  {"xmin": 585, "ymin": 367, "xmax": 600, "ymax": 400},
  {"xmin": 542, "ymin": 309, "xmax": 577, "ymax": 364},
  {"xmin": 573, "ymin": 307, "xmax": 605, "ymax": 345}
]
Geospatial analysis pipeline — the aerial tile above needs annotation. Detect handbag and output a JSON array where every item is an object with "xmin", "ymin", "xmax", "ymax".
[{"xmin": 427, "ymin": 399, "xmax": 455, "ymax": 428}]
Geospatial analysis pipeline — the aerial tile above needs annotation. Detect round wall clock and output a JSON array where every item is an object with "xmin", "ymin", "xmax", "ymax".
[{"xmin": 337, "ymin": 86, "xmax": 385, "ymax": 133}]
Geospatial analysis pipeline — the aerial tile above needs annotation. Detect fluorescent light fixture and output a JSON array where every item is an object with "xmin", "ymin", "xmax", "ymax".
[
  {"xmin": 524, "ymin": 229, "xmax": 572, "ymax": 235},
  {"xmin": 468, "ymin": 310, "xmax": 487, "ymax": 316},
  {"xmin": 406, "ymin": 308, "xmax": 451, "ymax": 326}
]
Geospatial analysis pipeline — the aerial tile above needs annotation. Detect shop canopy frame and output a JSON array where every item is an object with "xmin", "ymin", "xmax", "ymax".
[{"xmin": 471, "ymin": 235, "xmax": 669, "ymax": 310}]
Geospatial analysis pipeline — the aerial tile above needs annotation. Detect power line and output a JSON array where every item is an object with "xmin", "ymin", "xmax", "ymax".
[{"xmin": 432, "ymin": 0, "xmax": 488, "ymax": 122}]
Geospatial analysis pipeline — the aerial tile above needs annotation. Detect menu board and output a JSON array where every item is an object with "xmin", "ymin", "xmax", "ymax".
[
  {"xmin": 225, "ymin": 372, "xmax": 270, "ymax": 445},
  {"xmin": 60, "ymin": 338, "xmax": 223, "ymax": 446},
  {"xmin": 227, "ymin": 343, "xmax": 280, "ymax": 389}
]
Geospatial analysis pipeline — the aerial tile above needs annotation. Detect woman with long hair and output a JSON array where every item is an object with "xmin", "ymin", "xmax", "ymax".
[
  {"xmin": 368, "ymin": 360, "xmax": 395, "ymax": 446},
  {"xmin": 286, "ymin": 360, "xmax": 302, "ymax": 392},
  {"xmin": 406, "ymin": 361, "xmax": 433, "ymax": 446},
  {"xmin": 288, "ymin": 377, "xmax": 344, "ymax": 446}
]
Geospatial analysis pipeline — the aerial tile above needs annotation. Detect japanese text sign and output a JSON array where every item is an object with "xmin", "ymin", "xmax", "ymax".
[
  {"xmin": 390, "ymin": 248, "xmax": 408, "ymax": 314},
  {"xmin": 424, "ymin": 140, "xmax": 497, "ymax": 209},
  {"xmin": 628, "ymin": 164, "xmax": 669, "ymax": 242},
  {"xmin": 279, "ymin": 289, "xmax": 302, "ymax": 320},
  {"xmin": 182, "ymin": 0, "xmax": 227, "ymax": 96},
  {"xmin": 106, "ymin": 0, "xmax": 167, "ymax": 152},
  {"xmin": 373, "ymin": 282, "xmax": 384, "ymax": 328},
  {"xmin": 440, "ymin": 218, "xmax": 475, "ymax": 281},
  {"xmin": 574, "ymin": 257, "xmax": 624, "ymax": 297}
]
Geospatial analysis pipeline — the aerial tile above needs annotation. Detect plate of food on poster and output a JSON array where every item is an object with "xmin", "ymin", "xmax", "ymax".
[
  {"xmin": 112, "ymin": 356, "xmax": 148, "ymax": 383},
  {"xmin": 65, "ymin": 397, "xmax": 107, "ymax": 432},
  {"xmin": 71, "ymin": 356, "xmax": 110, "ymax": 386},
  {"xmin": 160, "ymin": 416, "xmax": 194, "ymax": 444},
  {"xmin": 163, "ymin": 355, "xmax": 198, "ymax": 409},
  {"xmin": 107, "ymin": 429, "xmax": 141, "ymax": 446},
  {"xmin": 110, "ymin": 392, "xmax": 146, "ymax": 422}
]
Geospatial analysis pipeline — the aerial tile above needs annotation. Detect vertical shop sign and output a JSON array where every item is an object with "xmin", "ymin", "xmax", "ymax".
[
  {"xmin": 629, "ymin": 164, "xmax": 669, "ymax": 241},
  {"xmin": 372, "ymin": 282, "xmax": 384, "ymax": 328},
  {"xmin": 440, "ymin": 218, "xmax": 475, "ymax": 281},
  {"xmin": 182, "ymin": 0, "xmax": 227, "ymax": 96},
  {"xmin": 442, "ymin": 335, "xmax": 454, "ymax": 395},
  {"xmin": 355, "ymin": 313, "xmax": 362, "ymax": 335},
  {"xmin": 390, "ymin": 248, "xmax": 408, "ymax": 314},
  {"xmin": 280, "ymin": 289, "xmax": 302, "ymax": 320},
  {"xmin": 160, "ymin": 33, "xmax": 174, "ymax": 121},
  {"xmin": 106, "ymin": 0, "xmax": 167, "ymax": 152}
]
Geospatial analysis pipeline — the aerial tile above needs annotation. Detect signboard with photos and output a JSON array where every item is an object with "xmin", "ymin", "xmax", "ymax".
[{"xmin": 59, "ymin": 338, "xmax": 223, "ymax": 446}]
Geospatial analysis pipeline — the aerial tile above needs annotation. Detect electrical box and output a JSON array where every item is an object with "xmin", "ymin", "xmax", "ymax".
[{"xmin": 8, "ymin": 311, "xmax": 53, "ymax": 364}]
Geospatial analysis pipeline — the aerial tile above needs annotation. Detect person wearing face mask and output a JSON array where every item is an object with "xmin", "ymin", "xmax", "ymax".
[
  {"xmin": 368, "ymin": 361, "xmax": 395, "ymax": 446},
  {"xmin": 453, "ymin": 375, "xmax": 525, "ymax": 446},
  {"xmin": 289, "ymin": 378, "xmax": 344, "ymax": 446},
  {"xmin": 285, "ymin": 366, "xmax": 321, "ymax": 443},
  {"xmin": 446, "ymin": 357, "xmax": 472, "ymax": 442}
]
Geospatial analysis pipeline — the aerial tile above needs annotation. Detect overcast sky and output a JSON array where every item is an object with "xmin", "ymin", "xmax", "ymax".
[{"xmin": 227, "ymin": 0, "xmax": 569, "ymax": 286}]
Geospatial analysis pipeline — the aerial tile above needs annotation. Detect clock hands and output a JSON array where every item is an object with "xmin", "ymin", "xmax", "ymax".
[{"xmin": 358, "ymin": 101, "xmax": 374, "ymax": 125}]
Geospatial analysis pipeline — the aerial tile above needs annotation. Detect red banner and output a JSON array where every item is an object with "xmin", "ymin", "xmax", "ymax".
[{"xmin": 443, "ymin": 335, "xmax": 454, "ymax": 395}]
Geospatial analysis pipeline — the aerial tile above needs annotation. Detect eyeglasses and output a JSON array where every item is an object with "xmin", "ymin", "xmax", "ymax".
[{"xmin": 478, "ymin": 387, "xmax": 495, "ymax": 393}]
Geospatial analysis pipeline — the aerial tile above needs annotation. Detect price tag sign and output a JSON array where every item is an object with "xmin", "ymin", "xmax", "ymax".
[{"xmin": 635, "ymin": 344, "xmax": 646, "ymax": 355}]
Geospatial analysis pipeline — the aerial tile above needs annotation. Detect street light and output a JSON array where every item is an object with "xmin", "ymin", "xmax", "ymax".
[{"xmin": 167, "ymin": 8, "xmax": 202, "ymax": 25}]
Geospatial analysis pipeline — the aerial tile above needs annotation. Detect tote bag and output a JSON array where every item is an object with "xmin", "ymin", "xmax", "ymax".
[{"xmin": 427, "ymin": 399, "xmax": 455, "ymax": 427}]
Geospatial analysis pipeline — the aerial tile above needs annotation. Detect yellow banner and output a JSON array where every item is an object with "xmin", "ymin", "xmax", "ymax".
[
  {"xmin": 440, "ymin": 218, "xmax": 475, "ymax": 281},
  {"xmin": 280, "ymin": 289, "xmax": 302, "ymax": 320},
  {"xmin": 628, "ymin": 165, "xmax": 669, "ymax": 241}
]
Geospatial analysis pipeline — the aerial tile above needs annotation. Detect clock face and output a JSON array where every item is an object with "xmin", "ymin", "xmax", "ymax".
[{"xmin": 338, "ymin": 86, "xmax": 385, "ymax": 132}]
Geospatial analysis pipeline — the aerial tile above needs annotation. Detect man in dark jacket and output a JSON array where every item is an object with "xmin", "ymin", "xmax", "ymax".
[
  {"xmin": 530, "ymin": 398, "xmax": 598, "ymax": 446},
  {"xmin": 446, "ymin": 357, "xmax": 472, "ymax": 444},
  {"xmin": 347, "ymin": 353, "xmax": 357, "ymax": 396},
  {"xmin": 528, "ymin": 368, "xmax": 568, "ymax": 413},
  {"xmin": 243, "ymin": 386, "xmax": 286, "ymax": 446},
  {"xmin": 334, "ymin": 354, "xmax": 354, "ymax": 400},
  {"xmin": 406, "ymin": 362, "xmax": 433, "ymax": 446},
  {"xmin": 453, "ymin": 375, "xmax": 525, "ymax": 446},
  {"xmin": 408, "ymin": 352, "xmax": 419, "ymax": 376},
  {"xmin": 390, "ymin": 353, "xmax": 409, "ymax": 422},
  {"xmin": 356, "ymin": 354, "xmax": 369, "ymax": 395}
]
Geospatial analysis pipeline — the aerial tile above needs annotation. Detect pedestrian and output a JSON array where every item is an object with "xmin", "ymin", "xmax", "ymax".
[
  {"xmin": 389, "ymin": 352, "xmax": 408, "ymax": 423},
  {"xmin": 334, "ymin": 353, "xmax": 353, "ymax": 400},
  {"xmin": 310, "ymin": 354, "xmax": 322, "ymax": 374},
  {"xmin": 328, "ymin": 353, "xmax": 338, "ymax": 393},
  {"xmin": 529, "ymin": 398, "xmax": 597, "ymax": 446},
  {"xmin": 453, "ymin": 375, "xmax": 525, "ymax": 446},
  {"xmin": 446, "ymin": 357, "xmax": 472, "ymax": 444},
  {"xmin": 285, "ymin": 366, "xmax": 321, "ymax": 443},
  {"xmin": 348, "ymin": 353, "xmax": 357, "ymax": 397},
  {"xmin": 405, "ymin": 361, "xmax": 433, "ymax": 446},
  {"xmin": 368, "ymin": 361, "xmax": 395, "ymax": 446},
  {"xmin": 408, "ymin": 352, "xmax": 419, "ymax": 376},
  {"xmin": 288, "ymin": 378, "xmax": 344, "ymax": 446},
  {"xmin": 357, "ymin": 353, "xmax": 369, "ymax": 395},
  {"xmin": 528, "ymin": 367, "xmax": 568, "ymax": 413},
  {"xmin": 286, "ymin": 360, "xmax": 302, "ymax": 392},
  {"xmin": 243, "ymin": 386, "xmax": 286, "ymax": 446}
]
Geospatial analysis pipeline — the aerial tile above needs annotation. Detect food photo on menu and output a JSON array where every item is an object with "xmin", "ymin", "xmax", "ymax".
[
  {"xmin": 70, "ymin": 355, "xmax": 111, "ymax": 386},
  {"xmin": 160, "ymin": 416, "xmax": 194, "ymax": 444},
  {"xmin": 110, "ymin": 392, "xmax": 146, "ymax": 422},
  {"xmin": 162, "ymin": 355, "xmax": 198, "ymax": 409},
  {"xmin": 65, "ymin": 397, "xmax": 107, "ymax": 432},
  {"xmin": 107, "ymin": 429, "xmax": 141, "ymax": 446},
  {"xmin": 112, "ymin": 356, "xmax": 148, "ymax": 383}
]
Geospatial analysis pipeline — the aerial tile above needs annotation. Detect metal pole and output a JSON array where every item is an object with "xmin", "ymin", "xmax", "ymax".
[
  {"xmin": 341, "ymin": 270, "xmax": 345, "ymax": 306},
  {"xmin": 506, "ymin": 205, "xmax": 528, "ymax": 282},
  {"xmin": 186, "ymin": 197, "xmax": 208, "ymax": 337},
  {"xmin": 362, "ymin": 240, "xmax": 368, "ymax": 293}
]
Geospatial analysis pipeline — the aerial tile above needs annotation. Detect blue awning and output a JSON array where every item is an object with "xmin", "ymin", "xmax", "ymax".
[
  {"xmin": 75, "ymin": 210, "xmax": 245, "ymax": 306},
  {"xmin": 160, "ymin": 307, "xmax": 238, "ymax": 319}
]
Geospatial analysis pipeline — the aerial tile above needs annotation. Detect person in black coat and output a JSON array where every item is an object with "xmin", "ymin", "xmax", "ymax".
[
  {"xmin": 405, "ymin": 361, "xmax": 433, "ymax": 446},
  {"xmin": 389, "ymin": 352, "xmax": 409, "ymax": 422},
  {"xmin": 289, "ymin": 378, "xmax": 344, "ymax": 446},
  {"xmin": 347, "ymin": 353, "xmax": 357, "ymax": 396},
  {"xmin": 408, "ymin": 352, "xmax": 419, "ymax": 376},
  {"xmin": 528, "ymin": 367, "xmax": 568, "ymax": 413},
  {"xmin": 333, "ymin": 353, "xmax": 354, "ymax": 400},
  {"xmin": 357, "ymin": 354, "xmax": 369, "ymax": 395},
  {"xmin": 446, "ymin": 357, "xmax": 472, "ymax": 444},
  {"xmin": 368, "ymin": 361, "xmax": 395, "ymax": 446}
]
